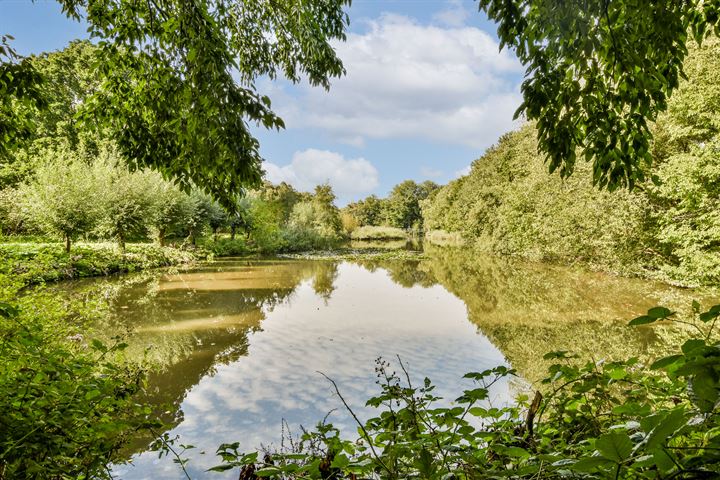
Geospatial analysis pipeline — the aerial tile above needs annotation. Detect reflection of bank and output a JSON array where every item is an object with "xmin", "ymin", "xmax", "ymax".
[
  {"xmin": 100, "ymin": 259, "xmax": 340, "ymax": 456},
  {"xmin": 378, "ymin": 244, "xmax": 719, "ymax": 384}
]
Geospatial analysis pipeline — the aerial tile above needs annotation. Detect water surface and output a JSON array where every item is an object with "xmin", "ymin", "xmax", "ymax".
[{"xmin": 82, "ymin": 249, "xmax": 716, "ymax": 479}]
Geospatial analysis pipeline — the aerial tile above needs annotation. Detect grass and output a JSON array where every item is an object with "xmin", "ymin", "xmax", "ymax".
[{"xmin": 350, "ymin": 225, "xmax": 408, "ymax": 240}]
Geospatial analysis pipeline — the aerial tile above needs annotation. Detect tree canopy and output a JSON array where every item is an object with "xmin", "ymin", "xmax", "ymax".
[
  {"xmin": 479, "ymin": 0, "xmax": 720, "ymax": 190},
  {"xmin": 2, "ymin": 0, "xmax": 350, "ymax": 209}
]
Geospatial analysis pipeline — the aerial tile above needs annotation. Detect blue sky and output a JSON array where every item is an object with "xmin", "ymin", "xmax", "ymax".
[{"xmin": 1, "ymin": 0, "xmax": 524, "ymax": 204}]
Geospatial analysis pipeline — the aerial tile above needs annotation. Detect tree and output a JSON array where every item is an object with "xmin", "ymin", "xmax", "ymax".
[
  {"xmin": 0, "ymin": 35, "xmax": 45, "ymax": 160},
  {"xmin": 20, "ymin": 144, "xmax": 101, "ymax": 252},
  {"xmin": 384, "ymin": 180, "xmax": 439, "ymax": 230},
  {"xmin": 149, "ymin": 181, "xmax": 196, "ymax": 247},
  {"xmin": 206, "ymin": 200, "xmax": 229, "ymax": 241},
  {"xmin": 95, "ymin": 151, "xmax": 157, "ymax": 253},
  {"xmin": 346, "ymin": 195, "xmax": 384, "ymax": 226},
  {"xmin": 1, "ymin": 41, "xmax": 105, "ymax": 190},
  {"xmin": 2, "ymin": 1, "xmax": 351, "ymax": 209},
  {"xmin": 311, "ymin": 184, "xmax": 343, "ymax": 238},
  {"xmin": 228, "ymin": 198, "xmax": 253, "ymax": 240},
  {"xmin": 184, "ymin": 192, "xmax": 214, "ymax": 246},
  {"xmin": 479, "ymin": 0, "xmax": 720, "ymax": 189},
  {"xmin": 260, "ymin": 181, "xmax": 304, "ymax": 223}
]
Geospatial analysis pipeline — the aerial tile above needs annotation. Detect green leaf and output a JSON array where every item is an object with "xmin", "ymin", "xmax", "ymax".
[
  {"xmin": 682, "ymin": 339, "xmax": 706, "ymax": 354},
  {"xmin": 647, "ymin": 307, "xmax": 674, "ymax": 319},
  {"xmin": 699, "ymin": 304, "xmax": 720, "ymax": 322},
  {"xmin": 570, "ymin": 456, "xmax": 615, "ymax": 472},
  {"xmin": 596, "ymin": 431, "xmax": 633, "ymax": 463},
  {"xmin": 0, "ymin": 302, "xmax": 19, "ymax": 318},
  {"xmin": 496, "ymin": 446, "xmax": 531, "ymax": 458},
  {"xmin": 629, "ymin": 315, "xmax": 656, "ymax": 326},
  {"xmin": 331, "ymin": 454, "xmax": 350, "ymax": 469},
  {"xmin": 650, "ymin": 354, "xmax": 684, "ymax": 370},
  {"xmin": 207, "ymin": 465, "xmax": 235, "ymax": 472},
  {"xmin": 84, "ymin": 389, "xmax": 101, "ymax": 400},
  {"xmin": 644, "ymin": 409, "xmax": 687, "ymax": 450}
]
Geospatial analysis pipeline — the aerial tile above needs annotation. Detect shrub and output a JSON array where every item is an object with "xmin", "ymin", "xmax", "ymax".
[{"xmin": 0, "ymin": 301, "xmax": 157, "ymax": 479}]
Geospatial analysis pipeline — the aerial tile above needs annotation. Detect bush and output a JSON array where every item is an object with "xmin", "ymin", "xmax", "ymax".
[
  {"xmin": 201, "ymin": 237, "xmax": 251, "ymax": 256},
  {"xmin": 0, "ymin": 299, "xmax": 156, "ymax": 479}
]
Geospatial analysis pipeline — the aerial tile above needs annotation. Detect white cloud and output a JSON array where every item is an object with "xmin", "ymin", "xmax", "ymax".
[
  {"xmin": 275, "ymin": 14, "xmax": 523, "ymax": 150},
  {"xmin": 454, "ymin": 164, "xmax": 472, "ymax": 178},
  {"xmin": 264, "ymin": 149, "xmax": 379, "ymax": 201},
  {"xmin": 420, "ymin": 166, "xmax": 444, "ymax": 179},
  {"xmin": 433, "ymin": 0, "xmax": 469, "ymax": 27}
]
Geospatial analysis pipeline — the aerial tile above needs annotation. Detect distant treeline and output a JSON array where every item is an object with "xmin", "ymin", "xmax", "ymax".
[{"xmin": 341, "ymin": 180, "xmax": 440, "ymax": 233}]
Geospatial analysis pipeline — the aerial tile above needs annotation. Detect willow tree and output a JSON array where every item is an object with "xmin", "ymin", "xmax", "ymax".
[{"xmin": 20, "ymin": 145, "xmax": 102, "ymax": 252}]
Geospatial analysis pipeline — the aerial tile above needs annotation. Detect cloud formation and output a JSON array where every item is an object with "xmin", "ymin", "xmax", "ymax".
[
  {"xmin": 433, "ymin": 0, "xmax": 470, "ymax": 27},
  {"xmin": 278, "ymin": 14, "xmax": 523, "ymax": 149},
  {"xmin": 264, "ymin": 149, "xmax": 379, "ymax": 200}
]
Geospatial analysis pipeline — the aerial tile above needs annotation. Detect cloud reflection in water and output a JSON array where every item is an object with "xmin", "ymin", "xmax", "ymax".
[{"xmin": 114, "ymin": 262, "xmax": 511, "ymax": 479}]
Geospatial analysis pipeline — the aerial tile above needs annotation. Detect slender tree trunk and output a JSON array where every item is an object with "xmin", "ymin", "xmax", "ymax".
[
  {"xmin": 230, "ymin": 226, "xmax": 236, "ymax": 240},
  {"xmin": 118, "ymin": 235, "xmax": 126, "ymax": 254},
  {"xmin": 213, "ymin": 227, "xmax": 218, "ymax": 242},
  {"xmin": 65, "ymin": 235, "xmax": 71, "ymax": 253},
  {"xmin": 158, "ymin": 229, "xmax": 166, "ymax": 247}
]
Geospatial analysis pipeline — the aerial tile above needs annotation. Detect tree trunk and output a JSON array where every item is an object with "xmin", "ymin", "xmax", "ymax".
[
  {"xmin": 118, "ymin": 235, "xmax": 126, "ymax": 254},
  {"xmin": 230, "ymin": 226, "xmax": 236, "ymax": 240},
  {"xmin": 158, "ymin": 229, "xmax": 166, "ymax": 247},
  {"xmin": 65, "ymin": 235, "xmax": 71, "ymax": 253},
  {"xmin": 213, "ymin": 227, "xmax": 218, "ymax": 242}
]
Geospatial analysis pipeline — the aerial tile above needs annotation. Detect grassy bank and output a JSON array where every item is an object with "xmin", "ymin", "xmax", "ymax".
[
  {"xmin": 350, "ymin": 225, "xmax": 408, "ymax": 240},
  {"xmin": 0, "ymin": 242, "xmax": 202, "ymax": 287}
]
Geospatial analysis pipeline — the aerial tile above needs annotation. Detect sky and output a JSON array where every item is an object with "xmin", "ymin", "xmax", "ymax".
[{"xmin": 0, "ymin": 0, "xmax": 525, "ymax": 205}]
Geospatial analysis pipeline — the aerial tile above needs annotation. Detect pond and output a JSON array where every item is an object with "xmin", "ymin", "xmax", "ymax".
[{"xmin": 79, "ymin": 246, "xmax": 716, "ymax": 479}]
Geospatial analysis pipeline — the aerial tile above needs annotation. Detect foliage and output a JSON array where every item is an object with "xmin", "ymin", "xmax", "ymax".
[
  {"xmin": 339, "ymin": 211, "xmax": 359, "ymax": 235},
  {"xmin": 200, "ymin": 237, "xmax": 251, "ymax": 257},
  {"xmin": 422, "ymin": 125, "xmax": 647, "ymax": 272},
  {"xmin": 0, "ymin": 188, "xmax": 25, "ymax": 236},
  {"xmin": 644, "ymin": 36, "xmax": 720, "ymax": 284},
  {"xmin": 0, "ymin": 304, "xmax": 157, "ymax": 479},
  {"xmin": 148, "ymin": 181, "xmax": 197, "ymax": 247},
  {"xmin": 310, "ymin": 184, "xmax": 344, "ymax": 239},
  {"xmin": 0, "ymin": 35, "xmax": 45, "ymax": 161},
  {"xmin": 422, "ymin": 37, "xmax": 720, "ymax": 285},
  {"xmin": 95, "ymin": 150, "xmax": 159, "ymax": 253},
  {"xmin": 211, "ymin": 303, "xmax": 720, "ymax": 479},
  {"xmin": 24, "ymin": 41, "xmax": 103, "ymax": 153},
  {"xmin": 2, "ymin": 1, "xmax": 351, "ymax": 209},
  {"xmin": 479, "ymin": 0, "xmax": 720, "ymax": 190},
  {"xmin": 344, "ymin": 194, "xmax": 385, "ymax": 227}
]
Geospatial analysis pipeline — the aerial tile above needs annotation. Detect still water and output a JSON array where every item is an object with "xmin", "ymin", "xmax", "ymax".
[{"xmin": 82, "ymin": 247, "xmax": 715, "ymax": 478}]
